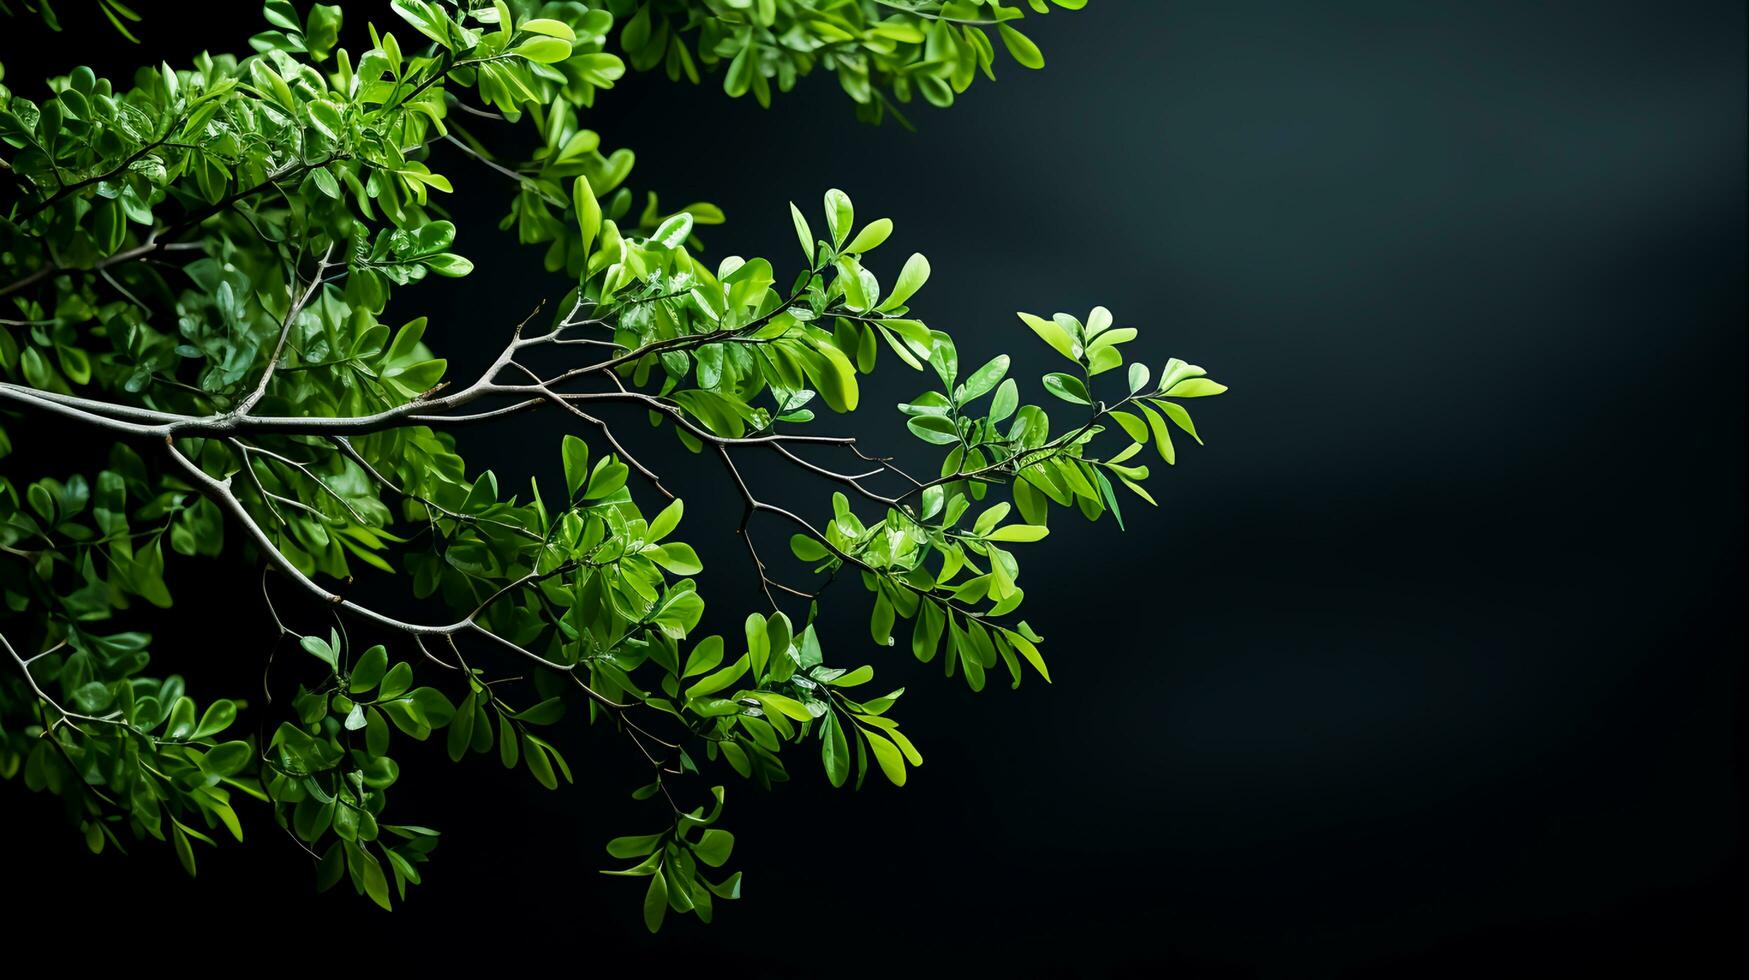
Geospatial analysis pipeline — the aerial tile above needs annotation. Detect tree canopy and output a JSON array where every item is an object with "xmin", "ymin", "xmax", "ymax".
[{"xmin": 0, "ymin": 0, "xmax": 1224, "ymax": 929}]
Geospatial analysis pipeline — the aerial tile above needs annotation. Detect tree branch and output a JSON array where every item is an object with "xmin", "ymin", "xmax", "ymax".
[
  {"xmin": 162, "ymin": 440, "xmax": 633, "ymax": 713},
  {"xmin": 236, "ymin": 245, "xmax": 336, "ymax": 415}
]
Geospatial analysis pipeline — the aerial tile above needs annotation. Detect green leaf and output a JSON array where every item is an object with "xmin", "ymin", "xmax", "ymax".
[
  {"xmin": 360, "ymin": 847, "xmax": 392, "ymax": 910},
  {"xmin": 1110, "ymin": 409, "xmax": 1150, "ymax": 443},
  {"xmin": 390, "ymin": 0, "xmax": 445, "ymax": 44},
  {"xmin": 198, "ymin": 741, "xmax": 252, "ymax": 779},
  {"xmin": 985, "ymin": 524, "xmax": 1049, "ymax": 543},
  {"xmin": 989, "ymin": 379, "xmax": 1020, "ymax": 424},
  {"xmin": 264, "ymin": 0, "xmax": 300, "ymax": 31},
  {"xmin": 1007, "ymin": 629, "xmax": 1051, "ymax": 682},
  {"xmin": 998, "ymin": 23, "xmax": 1046, "ymax": 69},
  {"xmin": 880, "ymin": 253, "xmax": 930, "ymax": 312},
  {"xmin": 913, "ymin": 601, "xmax": 945, "ymax": 663},
  {"xmin": 349, "ymin": 645, "xmax": 387, "ymax": 693},
  {"xmin": 520, "ymin": 18, "xmax": 575, "ymax": 41},
  {"xmin": 870, "ymin": 591, "xmax": 895, "ymax": 646},
  {"xmin": 959, "ymin": 355, "xmax": 1010, "ymax": 404},
  {"xmin": 306, "ymin": 100, "xmax": 345, "ymax": 141},
  {"xmin": 524, "ymin": 736, "xmax": 558, "ymax": 789},
  {"xmin": 424, "ymin": 253, "xmax": 473, "ymax": 277},
  {"xmin": 647, "ymin": 498, "xmax": 684, "ymax": 541},
  {"xmin": 790, "ymin": 535, "xmax": 829, "ymax": 562},
  {"xmin": 1139, "ymin": 403, "xmax": 1176, "ymax": 465},
  {"xmin": 511, "ymin": 697, "xmax": 566, "ymax": 725},
  {"xmin": 192, "ymin": 700, "xmax": 237, "ymax": 738},
  {"xmin": 447, "ymin": 692, "xmax": 476, "ymax": 761},
  {"xmin": 498, "ymin": 713, "xmax": 519, "ymax": 768},
  {"xmin": 789, "ymin": 201, "xmax": 815, "ymax": 263},
  {"xmin": 1122, "ymin": 476, "xmax": 1158, "ymax": 505},
  {"xmin": 1018, "ymin": 312, "xmax": 1078, "ymax": 360},
  {"xmin": 562, "ymin": 434, "xmax": 590, "ymax": 497},
  {"xmin": 822, "ymin": 711, "xmax": 849, "ymax": 787},
  {"xmin": 907, "ymin": 414, "xmax": 961, "ymax": 445},
  {"xmin": 755, "ymin": 692, "xmax": 812, "ymax": 722},
  {"xmin": 652, "ymin": 212, "xmax": 693, "ymax": 248},
  {"xmin": 365, "ymin": 708, "xmax": 389, "ymax": 757},
  {"xmin": 1093, "ymin": 468, "xmax": 1125, "ymax": 531},
  {"xmin": 823, "ymin": 188, "xmax": 854, "ymax": 246},
  {"xmin": 300, "ymin": 631, "xmax": 339, "ymax": 670},
  {"xmin": 607, "ymin": 833, "xmax": 663, "ymax": 858},
  {"xmin": 723, "ymin": 45, "xmax": 753, "ymax": 96},
  {"xmin": 835, "ymin": 255, "xmax": 871, "ymax": 311},
  {"xmin": 249, "ymin": 60, "xmax": 296, "ymax": 112},
  {"xmin": 573, "ymin": 177, "xmax": 601, "ymax": 262},
  {"xmin": 172, "ymin": 823, "xmax": 197, "ymax": 877},
  {"xmin": 844, "ymin": 217, "xmax": 893, "ymax": 254},
  {"xmin": 684, "ymin": 636, "xmax": 726, "ymax": 679},
  {"xmin": 1158, "ymin": 400, "xmax": 1203, "ymax": 443},
  {"xmin": 693, "ymin": 828, "xmax": 734, "ymax": 867},
  {"xmin": 862, "ymin": 728, "xmax": 907, "ymax": 786},
  {"xmin": 704, "ymin": 871, "xmax": 743, "ymax": 900},
  {"xmin": 315, "ymin": 843, "xmax": 344, "ymax": 892},
  {"xmin": 1164, "ymin": 378, "xmax": 1228, "ymax": 398},
  {"xmin": 644, "ymin": 868, "xmax": 669, "ymax": 932},
  {"xmin": 1157, "ymin": 357, "xmax": 1205, "ymax": 391},
  {"xmin": 649, "ymin": 542, "xmax": 703, "ymax": 575},
  {"xmin": 378, "ymin": 662, "xmax": 412, "ymax": 700},
  {"xmin": 1085, "ymin": 305, "xmax": 1114, "ymax": 338},
  {"xmin": 304, "ymin": 4, "xmax": 342, "ymax": 59},
  {"xmin": 810, "ymin": 340, "xmax": 861, "ymax": 412},
  {"xmin": 514, "ymin": 37, "xmax": 573, "ymax": 64},
  {"xmin": 1041, "ymin": 372, "xmax": 1091, "ymax": 405},
  {"xmin": 929, "ymin": 338, "xmax": 958, "ymax": 388},
  {"xmin": 830, "ymin": 665, "xmax": 874, "ymax": 687},
  {"xmin": 687, "ymin": 654, "xmax": 750, "ymax": 699},
  {"xmin": 411, "ymin": 687, "xmax": 455, "ymax": 728}
]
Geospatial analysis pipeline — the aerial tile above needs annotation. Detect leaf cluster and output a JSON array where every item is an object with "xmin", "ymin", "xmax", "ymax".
[{"xmin": 0, "ymin": 0, "xmax": 1227, "ymax": 929}]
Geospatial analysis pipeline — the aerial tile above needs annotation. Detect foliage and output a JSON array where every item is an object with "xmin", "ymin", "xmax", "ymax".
[{"xmin": 0, "ymin": 0, "xmax": 1223, "ymax": 928}]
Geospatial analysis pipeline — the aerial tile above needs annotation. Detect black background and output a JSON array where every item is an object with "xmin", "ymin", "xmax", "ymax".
[{"xmin": 2, "ymin": 2, "xmax": 1743, "ymax": 975}]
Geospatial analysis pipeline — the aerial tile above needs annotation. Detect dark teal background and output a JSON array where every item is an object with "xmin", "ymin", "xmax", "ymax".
[{"xmin": 2, "ymin": 3, "xmax": 1743, "ymax": 974}]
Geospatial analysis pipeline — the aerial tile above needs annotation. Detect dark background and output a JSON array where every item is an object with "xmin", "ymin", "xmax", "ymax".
[{"xmin": 2, "ymin": 2, "xmax": 1743, "ymax": 975}]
